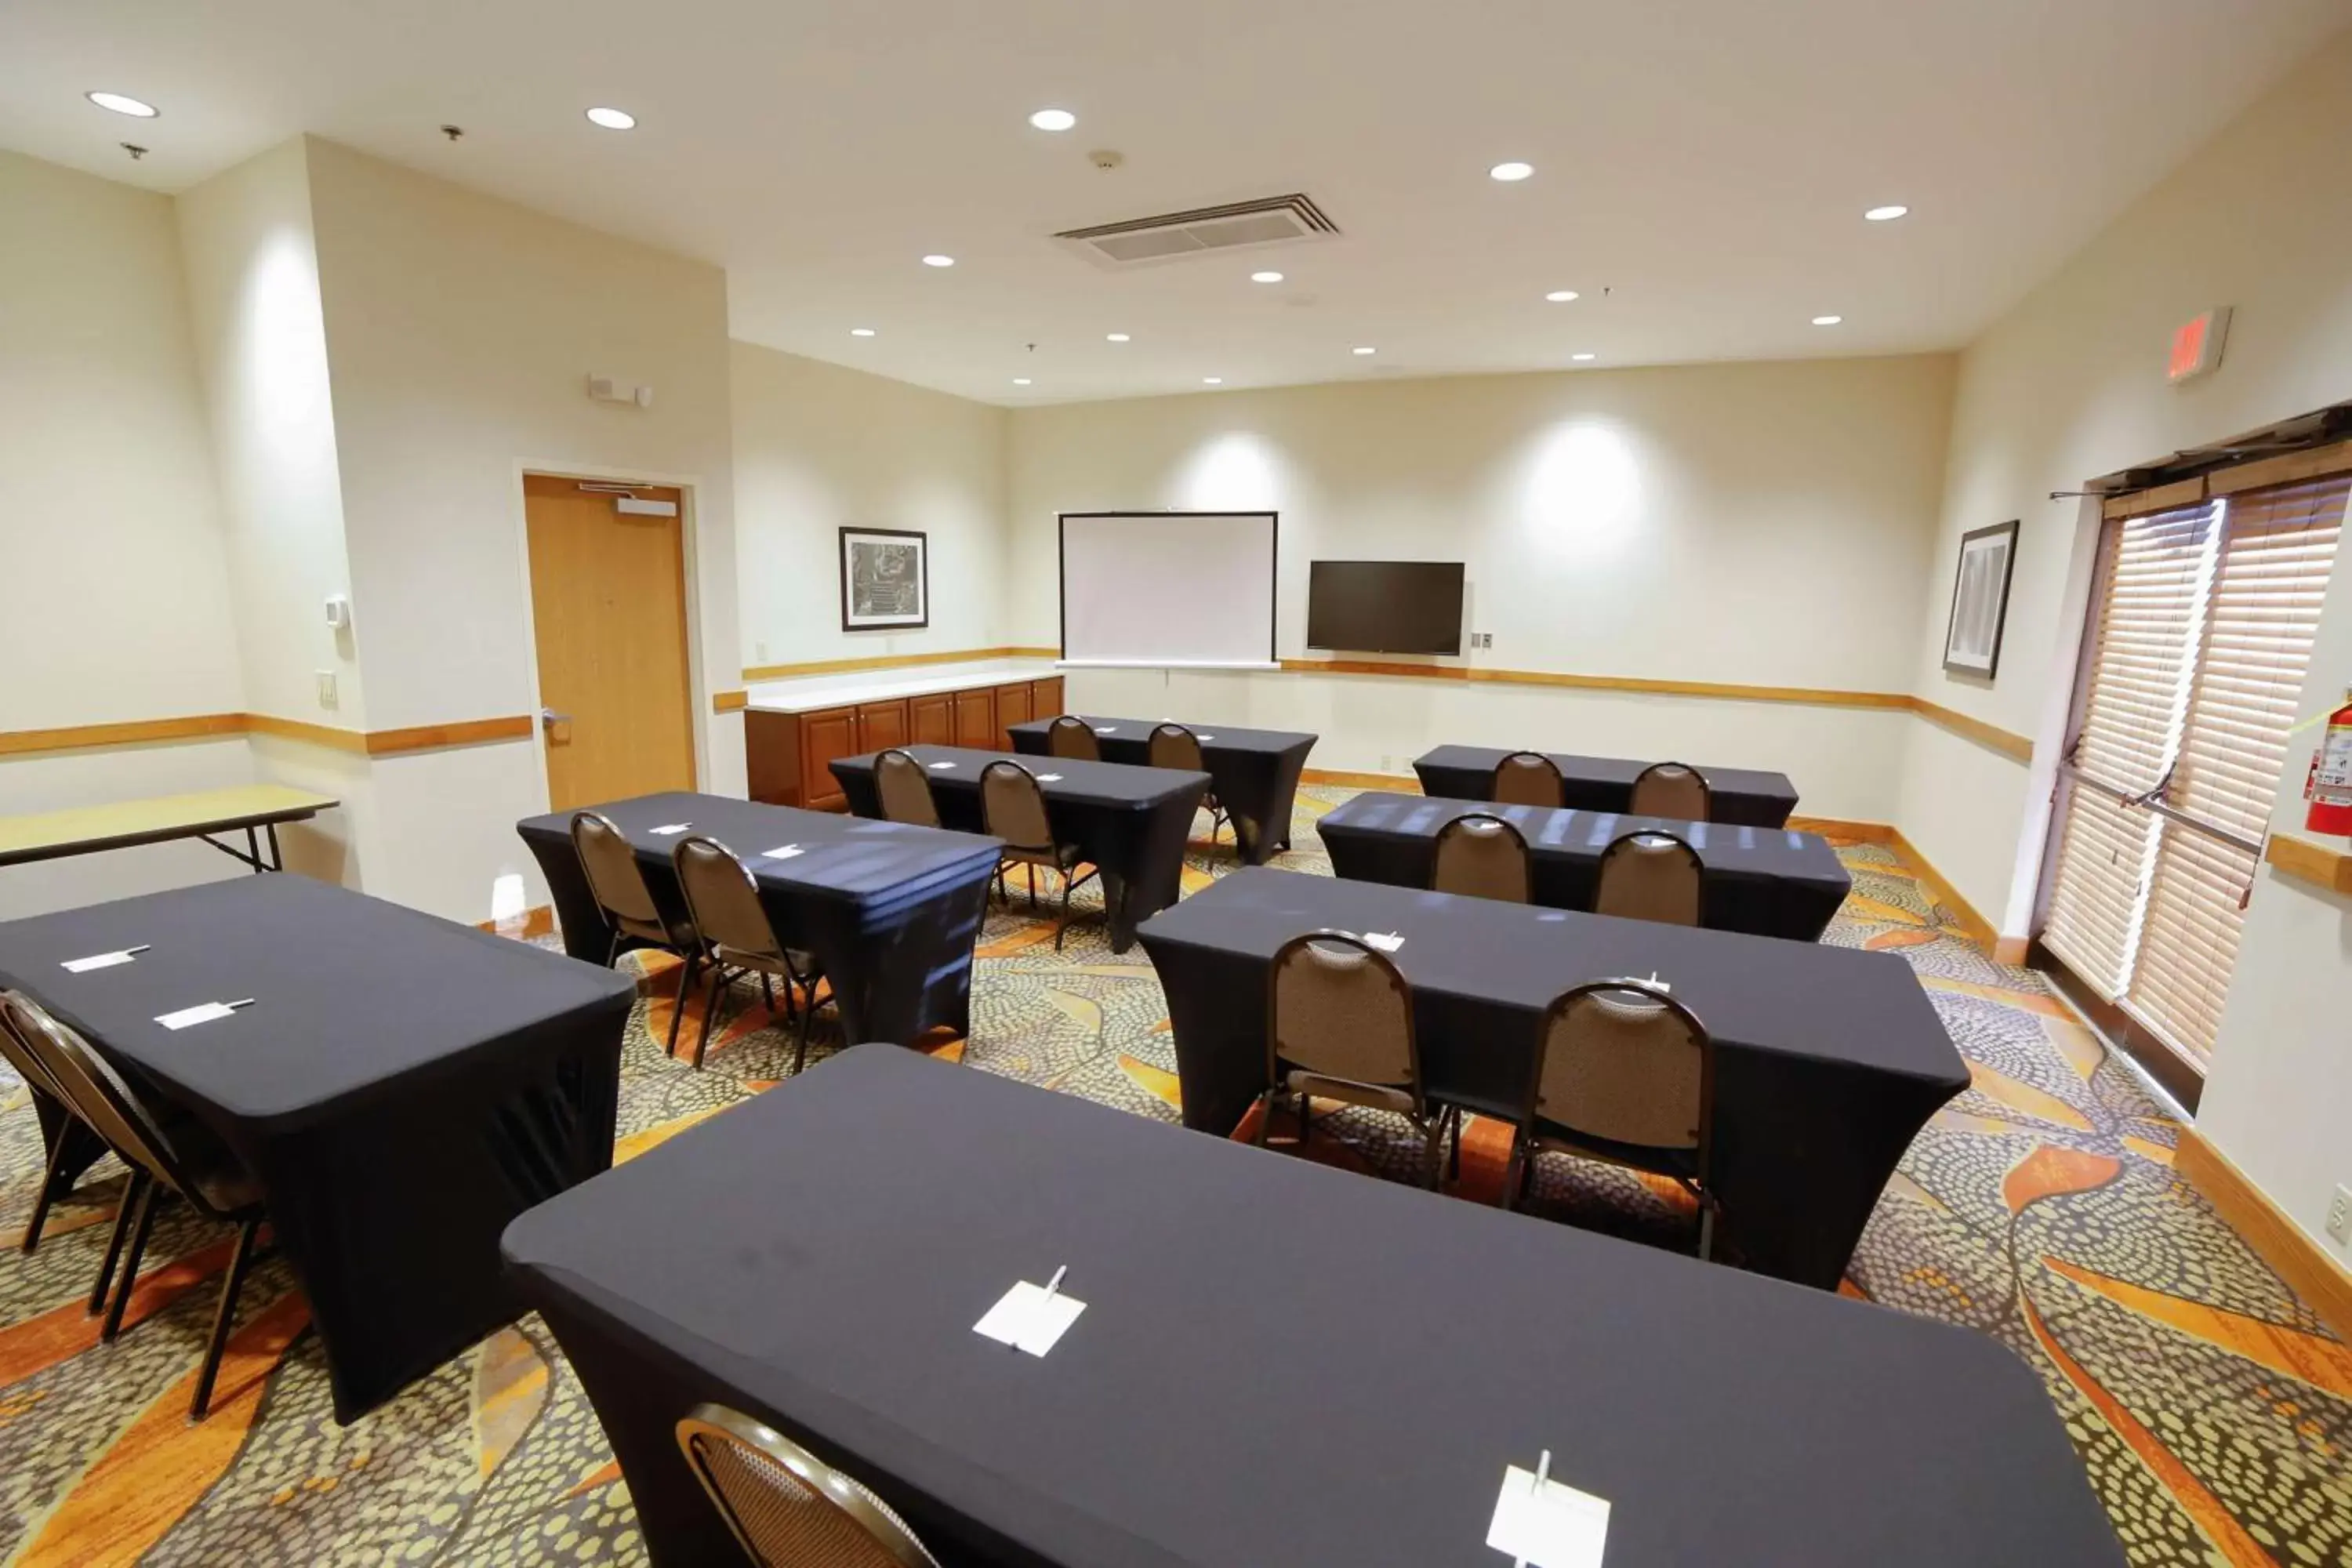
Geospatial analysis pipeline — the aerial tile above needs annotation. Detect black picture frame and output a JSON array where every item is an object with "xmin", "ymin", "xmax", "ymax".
[
  {"xmin": 1943, "ymin": 519, "xmax": 2020, "ymax": 679},
  {"xmin": 838, "ymin": 527, "xmax": 929, "ymax": 633}
]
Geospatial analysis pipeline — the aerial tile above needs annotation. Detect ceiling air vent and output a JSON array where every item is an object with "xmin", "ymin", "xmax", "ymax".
[{"xmin": 1053, "ymin": 194, "xmax": 1340, "ymax": 269}]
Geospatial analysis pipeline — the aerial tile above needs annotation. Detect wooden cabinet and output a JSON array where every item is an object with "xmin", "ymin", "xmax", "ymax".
[
  {"xmin": 996, "ymin": 682, "xmax": 1035, "ymax": 746},
  {"xmin": 1031, "ymin": 676, "xmax": 1064, "ymax": 717},
  {"xmin": 909, "ymin": 691, "xmax": 955, "ymax": 746},
  {"xmin": 855, "ymin": 699, "xmax": 910, "ymax": 753},
  {"xmin": 953, "ymin": 687, "xmax": 997, "ymax": 748},
  {"xmin": 798, "ymin": 706, "xmax": 858, "ymax": 811}
]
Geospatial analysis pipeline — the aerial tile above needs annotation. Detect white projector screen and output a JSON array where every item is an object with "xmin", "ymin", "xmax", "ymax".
[{"xmin": 1058, "ymin": 511, "xmax": 1278, "ymax": 667}]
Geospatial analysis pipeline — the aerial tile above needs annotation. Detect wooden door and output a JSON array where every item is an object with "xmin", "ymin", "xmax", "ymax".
[
  {"xmin": 953, "ymin": 687, "xmax": 996, "ymax": 748},
  {"xmin": 857, "ymin": 699, "xmax": 910, "ymax": 752},
  {"xmin": 800, "ymin": 708, "xmax": 857, "ymax": 810},
  {"xmin": 524, "ymin": 474, "xmax": 695, "ymax": 811},
  {"xmin": 910, "ymin": 693, "xmax": 955, "ymax": 746},
  {"xmin": 996, "ymin": 682, "xmax": 1034, "ymax": 746}
]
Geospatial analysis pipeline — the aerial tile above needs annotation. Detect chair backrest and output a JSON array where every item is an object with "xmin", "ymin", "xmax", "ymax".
[
  {"xmin": 673, "ymin": 837, "xmax": 785, "ymax": 962},
  {"xmin": 1629, "ymin": 761, "xmax": 1711, "ymax": 822},
  {"xmin": 0, "ymin": 993, "xmax": 73, "ymax": 1109},
  {"xmin": 1432, "ymin": 813, "xmax": 1530, "ymax": 903},
  {"xmin": 676, "ymin": 1403, "xmax": 938, "ymax": 1568},
  {"xmin": 1046, "ymin": 715, "xmax": 1101, "ymax": 762},
  {"xmin": 0, "ymin": 991, "xmax": 199, "ymax": 1203},
  {"xmin": 1266, "ymin": 931, "xmax": 1419, "ymax": 1102},
  {"xmin": 1146, "ymin": 723, "xmax": 1205, "ymax": 772},
  {"xmin": 1491, "ymin": 751, "xmax": 1565, "ymax": 808},
  {"xmin": 1530, "ymin": 979, "xmax": 1712, "ymax": 1163},
  {"xmin": 571, "ymin": 811, "xmax": 665, "ymax": 925},
  {"xmin": 1595, "ymin": 831, "xmax": 1703, "ymax": 927},
  {"xmin": 979, "ymin": 760, "xmax": 1055, "ymax": 851},
  {"xmin": 873, "ymin": 749, "xmax": 941, "ymax": 828}
]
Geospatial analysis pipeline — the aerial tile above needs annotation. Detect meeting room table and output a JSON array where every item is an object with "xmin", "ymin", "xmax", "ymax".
[
  {"xmin": 1004, "ymin": 713, "xmax": 1316, "ymax": 866},
  {"xmin": 1317, "ymin": 790, "xmax": 1851, "ymax": 940},
  {"xmin": 503, "ymin": 1046, "xmax": 2124, "ymax": 1568},
  {"xmin": 1413, "ymin": 744, "xmax": 1801, "ymax": 826},
  {"xmin": 1137, "ymin": 867, "xmax": 1968, "ymax": 1290},
  {"xmin": 0, "ymin": 873, "xmax": 634, "ymax": 1422},
  {"xmin": 829, "ymin": 746, "xmax": 1208, "ymax": 953},
  {"xmin": 517, "ymin": 791, "xmax": 1003, "ymax": 1047}
]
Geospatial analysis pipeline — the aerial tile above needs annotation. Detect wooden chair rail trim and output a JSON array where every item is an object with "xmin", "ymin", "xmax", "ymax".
[
  {"xmin": 742, "ymin": 645, "xmax": 1060, "ymax": 683},
  {"xmin": 0, "ymin": 713, "xmax": 249, "ymax": 758},
  {"xmin": 2176, "ymin": 1126, "xmax": 2352, "ymax": 1341},
  {"xmin": 712, "ymin": 690, "xmax": 749, "ymax": 713},
  {"xmin": 1908, "ymin": 698, "xmax": 2036, "ymax": 761},
  {"xmin": 5, "ymin": 711, "xmax": 539, "ymax": 760},
  {"xmin": 2264, "ymin": 833, "xmax": 2352, "ymax": 896}
]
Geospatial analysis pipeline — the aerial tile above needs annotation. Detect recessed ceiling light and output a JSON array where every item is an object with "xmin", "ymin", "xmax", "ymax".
[
  {"xmin": 922, "ymin": 254, "xmax": 956, "ymax": 268},
  {"xmin": 1250, "ymin": 270, "xmax": 1283, "ymax": 284},
  {"xmin": 850, "ymin": 327, "xmax": 877, "ymax": 337},
  {"xmin": 584, "ymin": 107, "xmax": 636, "ymax": 130},
  {"xmin": 1013, "ymin": 377, "xmax": 1033, "ymax": 385},
  {"xmin": 1864, "ymin": 205, "xmax": 1909, "ymax": 222},
  {"xmin": 1812, "ymin": 314, "xmax": 1843, "ymax": 326},
  {"xmin": 1545, "ymin": 290, "xmax": 1580, "ymax": 303},
  {"xmin": 1489, "ymin": 161, "xmax": 1534, "ymax": 182},
  {"xmin": 1352, "ymin": 347, "xmax": 1377, "ymax": 356},
  {"xmin": 1106, "ymin": 332, "xmax": 1131, "ymax": 343},
  {"xmin": 86, "ymin": 91, "xmax": 158, "ymax": 118},
  {"xmin": 1029, "ymin": 108, "xmax": 1076, "ymax": 132},
  {"xmin": 1571, "ymin": 353, "xmax": 1596, "ymax": 361},
  {"xmin": 1202, "ymin": 376, "xmax": 1223, "ymax": 385}
]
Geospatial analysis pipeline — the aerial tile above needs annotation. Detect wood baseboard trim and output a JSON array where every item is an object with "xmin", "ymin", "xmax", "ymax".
[
  {"xmin": 474, "ymin": 905, "xmax": 555, "ymax": 940},
  {"xmin": 2176, "ymin": 1125, "xmax": 2352, "ymax": 1341},
  {"xmin": 1991, "ymin": 935, "xmax": 2032, "ymax": 966},
  {"xmin": 742, "ymin": 645, "xmax": 1059, "ymax": 683},
  {"xmin": 2265, "ymin": 832, "xmax": 2352, "ymax": 896},
  {"xmin": 1784, "ymin": 815, "xmax": 1893, "ymax": 843},
  {"xmin": 1885, "ymin": 825, "xmax": 2000, "ymax": 950}
]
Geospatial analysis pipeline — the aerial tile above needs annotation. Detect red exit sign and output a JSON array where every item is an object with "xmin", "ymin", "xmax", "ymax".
[{"xmin": 2168, "ymin": 307, "xmax": 2231, "ymax": 383}]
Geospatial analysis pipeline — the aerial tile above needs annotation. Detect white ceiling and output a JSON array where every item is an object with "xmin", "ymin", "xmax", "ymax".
[{"xmin": 5, "ymin": 0, "xmax": 2347, "ymax": 405}]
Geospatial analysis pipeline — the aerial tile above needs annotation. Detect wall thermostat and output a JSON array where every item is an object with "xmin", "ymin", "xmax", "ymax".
[{"xmin": 325, "ymin": 593, "xmax": 351, "ymax": 629}]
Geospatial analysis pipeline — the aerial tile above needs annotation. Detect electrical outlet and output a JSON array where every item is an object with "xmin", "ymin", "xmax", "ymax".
[
  {"xmin": 2328, "ymin": 1184, "xmax": 2352, "ymax": 1244},
  {"xmin": 755, "ymin": 640, "xmax": 768, "ymax": 662}
]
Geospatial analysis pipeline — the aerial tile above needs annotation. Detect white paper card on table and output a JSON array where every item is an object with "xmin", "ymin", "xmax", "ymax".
[
  {"xmin": 1363, "ymin": 931, "xmax": 1406, "ymax": 953},
  {"xmin": 1197, "ymin": 735, "xmax": 1216, "ymax": 742},
  {"xmin": 761, "ymin": 845, "xmax": 804, "ymax": 862},
  {"xmin": 648, "ymin": 822, "xmax": 691, "ymax": 836},
  {"xmin": 1485, "ymin": 1462, "xmax": 1610, "ymax": 1568},
  {"xmin": 63, "ymin": 948, "xmax": 144, "ymax": 973},
  {"xmin": 156, "ymin": 1000, "xmax": 243, "ymax": 1031},
  {"xmin": 1035, "ymin": 773, "xmax": 1063, "ymax": 783},
  {"xmin": 972, "ymin": 1280, "xmax": 1087, "ymax": 1356},
  {"xmin": 1644, "ymin": 972, "xmax": 1670, "ymax": 995},
  {"xmin": 928, "ymin": 761, "xmax": 957, "ymax": 771},
  {"xmin": 1094, "ymin": 727, "xmax": 1118, "ymax": 735}
]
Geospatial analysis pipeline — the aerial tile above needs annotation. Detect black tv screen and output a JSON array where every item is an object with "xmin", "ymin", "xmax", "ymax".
[{"xmin": 1306, "ymin": 560, "xmax": 1465, "ymax": 655}]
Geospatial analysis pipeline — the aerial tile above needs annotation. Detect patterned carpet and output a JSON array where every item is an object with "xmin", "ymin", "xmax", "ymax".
[{"xmin": 0, "ymin": 785, "xmax": 2347, "ymax": 1566}]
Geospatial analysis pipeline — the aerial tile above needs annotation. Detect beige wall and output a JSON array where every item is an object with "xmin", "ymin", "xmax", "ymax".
[
  {"xmin": 1005, "ymin": 355, "xmax": 1955, "ymax": 822},
  {"xmin": 1895, "ymin": 33, "xmax": 2352, "ymax": 1252},
  {"xmin": 731, "ymin": 343, "xmax": 1011, "ymax": 670}
]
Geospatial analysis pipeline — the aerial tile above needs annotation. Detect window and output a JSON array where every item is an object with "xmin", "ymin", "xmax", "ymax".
[{"xmin": 2041, "ymin": 470, "xmax": 2347, "ymax": 1079}]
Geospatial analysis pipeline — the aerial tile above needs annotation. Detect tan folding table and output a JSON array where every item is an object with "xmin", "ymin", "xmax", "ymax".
[{"xmin": 0, "ymin": 785, "xmax": 339, "ymax": 873}]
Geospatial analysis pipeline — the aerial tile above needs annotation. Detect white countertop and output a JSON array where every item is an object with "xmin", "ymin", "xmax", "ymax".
[{"xmin": 745, "ymin": 659, "xmax": 1059, "ymax": 714}]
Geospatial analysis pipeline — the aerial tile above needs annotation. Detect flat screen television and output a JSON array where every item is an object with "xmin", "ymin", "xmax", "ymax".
[{"xmin": 1305, "ymin": 560, "xmax": 1465, "ymax": 655}]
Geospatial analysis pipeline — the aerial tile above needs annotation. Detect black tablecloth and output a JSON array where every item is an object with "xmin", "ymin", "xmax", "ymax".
[
  {"xmin": 1136, "ymin": 868, "xmax": 1965, "ymax": 1288},
  {"xmin": 1318, "ymin": 791, "xmax": 1850, "ymax": 940},
  {"xmin": 831, "ymin": 748, "xmax": 1207, "ymax": 953},
  {"xmin": 0, "ymin": 874, "xmax": 633, "ymax": 1421},
  {"xmin": 1005, "ymin": 716, "xmax": 1315, "ymax": 866},
  {"xmin": 1413, "ymin": 745, "xmax": 1800, "ymax": 826},
  {"xmin": 504, "ymin": 1047, "xmax": 2121, "ymax": 1568},
  {"xmin": 518, "ymin": 793, "xmax": 1000, "ymax": 1046}
]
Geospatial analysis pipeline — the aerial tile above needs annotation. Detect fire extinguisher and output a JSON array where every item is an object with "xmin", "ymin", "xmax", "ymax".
[{"xmin": 2307, "ymin": 686, "xmax": 2352, "ymax": 837}]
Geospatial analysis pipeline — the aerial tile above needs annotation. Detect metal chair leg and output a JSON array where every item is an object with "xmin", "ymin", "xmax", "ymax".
[
  {"xmin": 664, "ymin": 952, "xmax": 698, "ymax": 1057},
  {"xmin": 1501, "ymin": 1135, "xmax": 1525, "ymax": 1212},
  {"xmin": 692, "ymin": 965, "xmax": 728, "ymax": 1069},
  {"xmin": 1252, "ymin": 1090, "xmax": 1276, "ymax": 1148},
  {"xmin": 89, "ymin": 1171, "xmax": 148, "ymax": 1316},
  {"xmin": 191, "ymin": 1218, "xmax": 262, "ymax": 1421},
  {"xmin": 103, "ymin": 1180, "xmax": 161, "ymax": 1341},
  {"xmin": 791, "ymin": 983, "xmax": 813, "ymax": 1076},
  {"xmin": 1026, "ymin": 865, "xmax": 1038, "ymax": 910},
  {"xmin": 1446, "ymin": 1107, "xmax": 1464, "ymax": 1183},
  {"xmin": 759, "ymin": 971, "xmax": 775, "ymax": 1014},
  {"xmin": 604, "ymin": 930, "xmax": 624, "ymax": 969},
  {"xmin": 1419, "ymin": 1119, "xmax": 1443, "ymax": 1190},
  {"xmin": 1697, "ymin": 1199, "xmax": 1717, "ymax": 1262},
  {"xmin": 20, "ymin": 1127, "xmax": 72, "ymax": 1254},
  {"xmin": 1054, "ymin": 870, "xmax": 1073, "ymax": 951}
]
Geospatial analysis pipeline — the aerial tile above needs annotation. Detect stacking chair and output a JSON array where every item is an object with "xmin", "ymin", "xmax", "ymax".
[
  {"xmin": 672, "ymin": 837, "xmax": 829, "ymax": 1073},
  {"xmin": 1, "ymin": 992, "xmax": 268, "ymax": 1417},
  {"xmin": 873, "ymin": 748, "xmax": 942, "ymax": 828},
  {"xmin": 1147, "ymin": 722, "xmax": 1228, "ymax": 847},
  {"xmin": 979, "ymin": 761, "xmax": 1098, "ymax": 951},
  {"xmin": 676, "ymin": 1403, "xmax": 939, "ymax": 1567},
  {"xmin": 1491, "ymin": 750, "xmax": 1566, "ymax": 808},
  {"xmin": 1630, "ymin": 760, "xmax": 1711, "ymax": 822},
  {"xmin": 572, "ymin": 811, "xmax": 703, "ymax": 1057},
  {"xmin": 1045, "ymin": 713, "xmax": 1102, "ymax": 762},
  {"xmin": 1432, "ymin": 812, "xmax": 1530, "ymax": 903},
  {"xmin": 0, "ymin": 1002, "xmax": 101, "ymax": 1254},
  {"xmin": 1506, "ymin": 978, "xmax": 1719, "ymax": 1260},
  {"xmin": 1260, "ymin": 932, "xmax": 1450, "ymax": 1186},
  {"xmin": 1595, "ymin": 831, "xmax": 1704, "ymax": 927}
]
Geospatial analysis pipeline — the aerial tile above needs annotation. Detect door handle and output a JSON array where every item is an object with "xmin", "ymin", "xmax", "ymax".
[{"xmin": 540, "ymin": 707, "xmax": 574, "ymax": 742}]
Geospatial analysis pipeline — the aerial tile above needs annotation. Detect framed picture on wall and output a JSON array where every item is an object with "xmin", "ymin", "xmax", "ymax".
[
  {"xmin": 839, "ymin": 527, "xmax": 929, "ymax": 632},
  {"xmin": 1943, "ymin": 519, "xmax": 2020, "ymax": 678}
]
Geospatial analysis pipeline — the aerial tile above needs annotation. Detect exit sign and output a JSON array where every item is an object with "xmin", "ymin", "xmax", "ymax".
[{"xmin": 2168, "ymin": 307, "xmax": 2232, "ymax": 383}]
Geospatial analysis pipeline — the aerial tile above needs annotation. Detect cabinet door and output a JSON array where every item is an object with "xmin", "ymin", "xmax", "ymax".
[
  {"xmin": 746, "ymin": 710, "xmax": 803, "ymax": 806},
  {"xmin": 800, "ymin": 707, "xmax": 858, "ymax": 811},
  {"xmin": 953, "ymin": 686, "xmax": 997, "ymax": 748},
  {"xmin": 996, "ymin": 682, "xmax": 1035, "ymax": 746},
  {"xmin": 1031, "ymin": 677, "xmax": 1065, "ymax": 717},
  {"xmin": 909, "ymin": 692, "xmax": 955, "ymax": 746},
  {"xmin": 856, "ymin": 699, "xmax": 910, "ymax": 753}
]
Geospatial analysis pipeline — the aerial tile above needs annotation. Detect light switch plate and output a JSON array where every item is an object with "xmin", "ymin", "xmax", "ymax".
[
  {"xmin": 2327, "ymin": 1185, "xmax": 2350, "ymax": 1244},
  {"xmin": 315, "ymin": 670, "xmax": 339, "ymax": 710}
]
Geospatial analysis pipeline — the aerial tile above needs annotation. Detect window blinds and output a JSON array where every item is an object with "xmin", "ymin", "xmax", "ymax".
[{"xmin": 2042, "ymin": 473, "xmax": 2348, "ymax": 1065}]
